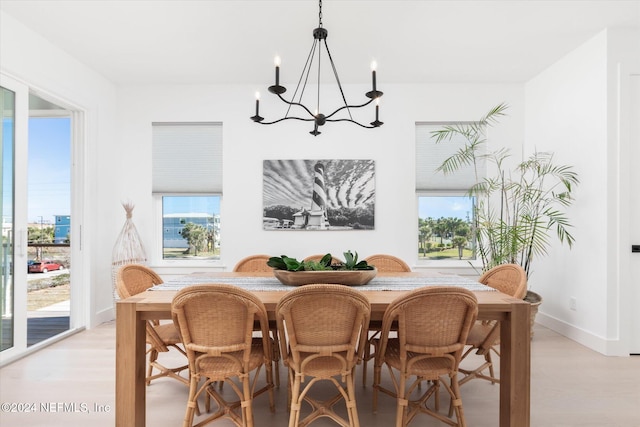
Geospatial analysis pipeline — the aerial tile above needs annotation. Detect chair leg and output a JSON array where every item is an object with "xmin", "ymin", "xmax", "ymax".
[
  {"xmin": 242, "ymin": 374, "xmax": 254, "ymax": 427},
  {"xmin": 288, "ymin": 373, "xmax": 302, "ymax": 427},
  {"xmin": 372, "ymin": 363, "xmax": 381, "ymax": 413},
  {"xmin": 362, "ymin": 336, "xmax": 371, "ymax": 387},
  {"xmin": 346, "ymin": 370, "xmax": 361, "ymax": 427},
  {"xmin": 146, "ymin": 348, "xmax": 158, "ymax": 385},
  {"xmin": 486, "ymin": 352, "xmax": 496, "ymax": 383},
  {"xmin": 451, "ymin": 375, "xmax": 467, "ymax": 427},
  {"xmin": 271, "ymin": 328, "xmax": 281, "ymax": 388},
  {"xmin": 362, "ymin": 330, "xmax": 380, "ymax": 387},
  {"xmin": 395, "ymin": 374, "xmax": 407, "ymax": 427},
  {"xmin": 183, "ymin": 375, "xmax": 199, "ymax": 427}
]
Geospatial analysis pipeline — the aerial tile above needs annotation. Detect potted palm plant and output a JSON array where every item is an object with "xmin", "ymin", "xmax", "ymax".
[{"xmin": 432, "ymin": 103, "xmax": 579, "ymax": 323}]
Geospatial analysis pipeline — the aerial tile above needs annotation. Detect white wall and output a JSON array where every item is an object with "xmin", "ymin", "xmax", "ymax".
[{"xmin": 525, "ymin": 28, "xmax": 640, "ymax": 355}]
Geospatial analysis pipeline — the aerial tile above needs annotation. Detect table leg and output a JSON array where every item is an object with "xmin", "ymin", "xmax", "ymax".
[
  {"xmin": 116, "ymin": 300, "xmax": 146, "ymax": 427},
  {"xmin": 499, "ymin": 300, "xmax": 531, "ymax": 427}
]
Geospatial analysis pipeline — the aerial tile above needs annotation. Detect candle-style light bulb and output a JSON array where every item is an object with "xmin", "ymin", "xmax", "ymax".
[
  {"xmin": 255, "ymin": 92, "xmax": 260, "ymax": 116},
  {"xmin": 371, "ymin": 60, "xmax": 378, "ymax": 92},
  {"xmin": 274, "ymin": 56, "xmax": 281, "ymax": 86}
]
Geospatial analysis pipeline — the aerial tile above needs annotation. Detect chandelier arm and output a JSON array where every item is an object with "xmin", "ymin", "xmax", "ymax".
[
  {"xmin": 316, "ymin": 38, "xmax": 322, "ymax": 115},
  {"xmin": 255, "ymin": 116, "xmax": 316, "ymax": 125},
  {"xmin": 276, "ymin": 93, "xmax": 316, "ymax": 118},
  {"xmin": 289, "ymin": 39, "xmax": 319, "ymax": 115},
  {"xmin": 323, "ymin": 98, "xmax": 375, "ymax": 120},
  {"xmin": 325, "ymin": 118, "xmax": 377, "ymax": 128},
  {"xmin": 323, "ymin": 39, "xmax": 353, "ymax": 121}
]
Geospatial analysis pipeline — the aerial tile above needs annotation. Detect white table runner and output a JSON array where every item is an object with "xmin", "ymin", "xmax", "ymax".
[{"xmin": 153, "ymin": 275, "xmax": 493, "ymax": 292}]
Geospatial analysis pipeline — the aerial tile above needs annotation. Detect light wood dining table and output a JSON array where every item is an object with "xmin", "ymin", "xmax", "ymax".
[{"xmin": 115, "ymin": 271, "xmax": 530, "ymax": 427}]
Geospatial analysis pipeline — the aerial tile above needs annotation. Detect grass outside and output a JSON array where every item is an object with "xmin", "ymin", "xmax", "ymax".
[
  {"xmin": 163, "ymin": 247, "xmax": 220, "ymax": 259},
  {"xmin": 27, "ymin": 284, "xmax": 70, "ymax": 311},
  {"xmin": 27, "ymin": 273, "xmax": 70, "ymax": 311},
  {"xmin": 419, "ymin": 248, "xmax": 474, "ymax": 260}
]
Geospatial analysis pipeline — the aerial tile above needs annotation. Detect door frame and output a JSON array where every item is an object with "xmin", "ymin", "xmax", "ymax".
[
  {"xmin": 0, "ymin": 73, "xmax": 87, "ymax": 365},
  {"xmin": 629, "ymin": 74, "xmax": 640, "ymax": 354}
]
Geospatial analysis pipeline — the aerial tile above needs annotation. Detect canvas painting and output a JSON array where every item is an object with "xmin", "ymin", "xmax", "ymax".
[{"xmin": 263, "ymin": 159, "xmax": 375, "ymax": 230}]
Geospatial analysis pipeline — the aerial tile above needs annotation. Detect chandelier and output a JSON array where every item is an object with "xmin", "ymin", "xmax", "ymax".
[{"xmin": 250, "ymin": 0, "xmax": 384, "ymax": 136}]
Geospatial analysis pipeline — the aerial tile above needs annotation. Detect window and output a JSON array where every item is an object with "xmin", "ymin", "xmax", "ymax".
[
  {"xmin": 161, "ymin": 195, "xmax": 220, "ymax": 260},
  {"xmin": 416, "ymin": 122, "xmax": 485, "ymax": 262},
  {"xmin": 417, "ymin": 195, "xmax": 475, "ymax": 261},
  {"xmin": 152, "ymin": 123, "xmax": 222, "ymax": 262}
]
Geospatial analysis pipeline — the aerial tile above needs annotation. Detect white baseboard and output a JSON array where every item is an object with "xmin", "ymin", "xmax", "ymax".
[
  {"xmin": 536, "ymin": 311, "xmax": 628, "ymax": 356},
  {"xmin": 93, "ymin": 306, "xmax": 115, "ymax": 326}
]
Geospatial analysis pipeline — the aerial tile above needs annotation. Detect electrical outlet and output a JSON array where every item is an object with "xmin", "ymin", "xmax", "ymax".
[{"xmin": 569, "ymin": 297, "xmax": 577, "ymax": 311}]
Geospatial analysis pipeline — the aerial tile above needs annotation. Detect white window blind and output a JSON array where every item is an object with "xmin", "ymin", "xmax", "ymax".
[
  {"xmin": 415, "ymin": 122, "xmax": 485, "ymax": 191},
  {"xmin": 152, "ymin": 122, "xmax": 222, "ymax": 193}
]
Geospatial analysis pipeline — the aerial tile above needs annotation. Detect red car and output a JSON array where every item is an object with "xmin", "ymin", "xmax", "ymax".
[{"xmin": 28, "ymin": 259, "xmax": 64, "ymax": 273}]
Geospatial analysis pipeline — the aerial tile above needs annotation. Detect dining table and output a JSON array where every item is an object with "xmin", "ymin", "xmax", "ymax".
[{"xmin": 115, "ymin": 271, "xmax": 530, "ymax": 427}]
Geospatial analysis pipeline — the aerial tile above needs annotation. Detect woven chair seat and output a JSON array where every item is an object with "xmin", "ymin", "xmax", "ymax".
[
  {"xmin": 382, "ymin": 339, "xmax": 455, "ymax": 379},
  {"xmin": 196, "ymin": 340, "xmax": 266, "ymax": 380},
  {"xmin": 465, "ymin": 322, "xmax": 496, "ymax": 347},
  {"xmin": 298, "ymin": 351, "xmax": 349, "ymax": 378},
  {"xmin": 150, "ymin": 323, "xmax": 183, "ymax": 346}
]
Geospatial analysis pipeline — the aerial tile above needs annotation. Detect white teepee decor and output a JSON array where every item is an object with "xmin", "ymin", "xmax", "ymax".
[{"xmin": 111, "ymin": 201, "xmax": 147, "ymax": 301}]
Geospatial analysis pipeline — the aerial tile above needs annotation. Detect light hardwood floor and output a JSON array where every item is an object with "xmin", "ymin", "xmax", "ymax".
[{"xmin": 1, "ymin": 322, "xmax": 639, "ymax": 427}]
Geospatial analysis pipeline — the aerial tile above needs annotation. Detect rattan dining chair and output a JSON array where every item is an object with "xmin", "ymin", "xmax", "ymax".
[
  {"xmin": 373, "ymin": 286, "xmax": 478, "ymax": 427},
  {"xmin": 233, "ymin": 254, "xmax": 281, "ymax": 387},
  {"xmin": 116, "ymin": 264, "xmax": 189, "ymax": 387},
  {"xmin": 458, "ymin": 263, "xmax": 527, "ymax": 386},
  {"xmin": 361, "ymin": 254, "xmax": 412, "ymax": 386},
  {"xmin": 233, "ymin": 254, "xmax": 273, "ymax": 272},
  {"xmin": 363, "ymin": 254, "xmax": 411, "ymax": 272},
  {"xmin": 276, "ymin": 284, "xmax": 371, "ymax": 427},
  {"xmin": 171, "ymin": 284, "xmax": 275, "ymax": 427}
]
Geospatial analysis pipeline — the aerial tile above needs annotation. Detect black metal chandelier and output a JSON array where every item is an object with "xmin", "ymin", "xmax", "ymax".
[{"xmin": 250, "ymin": 0, "xmax": 383, "ymax": 136}]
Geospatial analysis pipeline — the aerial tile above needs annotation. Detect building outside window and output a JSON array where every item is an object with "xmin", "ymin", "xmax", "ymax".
[
  {"xmin": 54, "ymin": 215, "xmax": 70, "ymax": 244},
  {"xmin": 161, "ymin": 197, "xmax": 220, "ymax": 259}
]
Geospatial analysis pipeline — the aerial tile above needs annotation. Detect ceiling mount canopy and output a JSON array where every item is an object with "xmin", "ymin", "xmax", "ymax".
[{"xmin": 250, "ymin": 0, "xmax": 384, "ymax": 136}]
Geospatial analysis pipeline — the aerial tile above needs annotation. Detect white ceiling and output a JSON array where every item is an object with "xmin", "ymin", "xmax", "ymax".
[{"xmin": 2, "ymin": 0, "xmax": 639, "ymax": 85}]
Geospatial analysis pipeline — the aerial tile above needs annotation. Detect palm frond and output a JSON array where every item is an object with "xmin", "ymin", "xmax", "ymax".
[{"xmin": 432, "ymin": 104, "xmax": 579, "ymax": 279}]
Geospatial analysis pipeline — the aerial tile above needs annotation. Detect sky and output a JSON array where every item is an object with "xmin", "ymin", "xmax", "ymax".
[
  {"xmin": 27, "ymin": 117, "xmax": 71, "ymax": 224},
  {"xmin": 2, "ymin": 119, "xmax": 14, "ymax": 221},
  {"xmin": 418, "ymin": 196, "xmax": 474, "ymax": 221}
]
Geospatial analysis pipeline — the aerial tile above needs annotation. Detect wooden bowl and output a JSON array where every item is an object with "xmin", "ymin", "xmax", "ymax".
[{"xmin": 273, "ymin": 268, "xmax": 377, "ymax": 286}]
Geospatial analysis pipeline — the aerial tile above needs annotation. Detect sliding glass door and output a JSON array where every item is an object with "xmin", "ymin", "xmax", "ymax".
[
  {"xmin": 0, "ymin": 86, "xmax": 16, "ymax": 352},
  {"xmin": 1, "ymin": 73, "xmax": 79, "ymax": 364}
]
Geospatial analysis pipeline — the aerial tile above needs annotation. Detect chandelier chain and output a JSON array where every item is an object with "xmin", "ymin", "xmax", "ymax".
[{"xmin": 318, "ymin": 0, "xmax": 323, "ymax": 27}]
